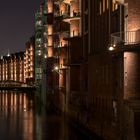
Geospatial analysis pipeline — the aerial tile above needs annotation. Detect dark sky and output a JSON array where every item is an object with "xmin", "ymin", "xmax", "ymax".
[{"xmin": 0, "ymin": 0, "xmax": 41, "ymax": 55}]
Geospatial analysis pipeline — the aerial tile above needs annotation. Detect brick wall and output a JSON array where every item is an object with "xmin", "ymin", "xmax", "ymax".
[
  {"xmin": 125, "ymin": 0, "xmax": 140, "ymax": 31},
  {"xmin": 124, "ymin": 51, "xmax": 140, "ymax": 99}
]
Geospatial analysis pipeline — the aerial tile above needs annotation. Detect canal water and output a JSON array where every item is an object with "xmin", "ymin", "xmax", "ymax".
[{"xmin": 0, "ymin": 90, "xmax": 99, "ymax": 140}]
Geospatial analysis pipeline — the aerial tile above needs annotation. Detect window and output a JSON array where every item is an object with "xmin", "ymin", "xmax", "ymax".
[{"xmin": 112, "ymin": 100, "xmax": 117, "ymax": 118}]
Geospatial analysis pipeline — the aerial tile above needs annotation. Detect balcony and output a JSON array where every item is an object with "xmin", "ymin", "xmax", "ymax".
[
  {"xmin": 63, "ymin": 58, "xmax": 68, "ymax": 66},
  {"xmin": 62, "ymin": 31, "xmax": 70, "ymax": 38},
  {"xmin": 63, "ymin": 30, "xmax": 81, "ymax": 40},
  {"xmin": 54, "ymin": 11, "xmax": 61, "ymax": 17},
  {"xmin": 108, "ymin": 30, "xmax": 140, "ymax": 52},
  {"xmin": 63, "ymin": 12, "xmax": 81, "ymax": 23},
  {"xmin": 54, "ymin": 43, "xmax": 60, "ymax": 49},
  {"xmin": 54, "ymin": 0, "xmax": 60, "ymax": 5},
  {"xmin": 62, "ymin": 0, "xmax": 73, "ymax": 4},
  {"xmin": 54, "ymin": 43, "xmax": 68, "ymax": 49},
  {"xmin": 60, "ymin": 58, "xmax": 68, "ymax": 69},
  {"xmin": 53, "ymin": 44, "xmax": 68, "ymax": 57}
]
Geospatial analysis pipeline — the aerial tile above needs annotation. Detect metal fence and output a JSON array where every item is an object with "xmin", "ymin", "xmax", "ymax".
[{"xmin": 111, "ymin": 30, "xmax": 140, "ymax": 46}]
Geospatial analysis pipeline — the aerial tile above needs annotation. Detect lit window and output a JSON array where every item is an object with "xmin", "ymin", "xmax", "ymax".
[
  {"xmin": 36, "ymin": 20, "xmax": 42, "ymax": 26},
  {"xmin": 99, "ymin": 1, "xmax": 102, "ymax": 15},
  {"xmin": 44, "ymin": 54, "xmax": 47, "ymax": 58},
  {"xmin": 38, "ymin": 50, "xmax": 42, "ymax": 56},
  {"xmin": 107, "ymin": 0, "xmax": 109, "ymax": 9}
]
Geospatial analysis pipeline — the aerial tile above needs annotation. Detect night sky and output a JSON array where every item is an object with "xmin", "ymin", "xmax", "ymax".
[{"xmin": 0, "ymin": 0, "xmax": 41, "ymax": 55}]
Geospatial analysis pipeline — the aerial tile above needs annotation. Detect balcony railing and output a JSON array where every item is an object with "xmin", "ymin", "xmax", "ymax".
[
  {"xmin": 109, "ymin": 30, "xmax": 140, "ymax": 51},
  {"xmin": 111, "ymin": 30, "xmax": 140, "ymax": 45},
  {"xmin": 54, "ymin": 11, "xmax": 61, "ymax": 17},
  {"xmin": 62, "ymin": 58, "xmax": 68, "ymax": 67},
  {"xmin": 62, "ymin": 0, "xmax": 71, "ymax": 4},
  {"xmin": 63, "ymin": 12, "xmax": 81, "ymax": 22},
  {"xmin": 54, "ymin": 10, "xmax": 81, "ymax": 20},
  {"xmin": 53, "ymin": 43, "xmax": 68, "ymax": 49},
  {"xmin": 62, "ymin": 31, "xmax": 70, "ymax": 38}
]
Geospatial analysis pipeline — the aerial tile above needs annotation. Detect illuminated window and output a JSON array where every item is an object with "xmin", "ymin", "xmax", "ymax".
[
  {"xmin": 112, "ymin": 1, "xmax": 118, "ymax": 11},
  {"xmin": 47, "ymin": 1, "xmax": 53, "ymax": 13},
  {"xmin": 99, "ymin": 1, "xmax": 102, "ymax": 15},
  {"xmin": 48, "ymin": 25, "xmax": 53, "ymax": 35},
  {"xmin": 44, "ymin": 43, "xmax": 47, "ymax": 48},
  {"xmin": 112, "ymin": 100, "xmax": 117, "ymax": 118},
  {"xmin": 38, "ymin": 50, "xmax": 42, "ymax": 56},
  {"xmin": 36, "ymin": 20, "xmax": 42, "ymax": 26},
  {"xmin": 103, "ymin": 0, "xmax": 105, "ymax": 12},
  {"xmin": 48, "ymin": 36, "xmax": 53, "ymax": 46},
  {"xmin": 107, "ymin": 0, "xmax": 109, "ymax": 9}
]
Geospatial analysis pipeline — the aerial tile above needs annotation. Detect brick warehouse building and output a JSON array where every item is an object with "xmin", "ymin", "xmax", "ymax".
[
  {"xmin": 34, "ymin": 0, "xmax": 140, "ymax": 139},
  {"xmin": 0, "ymin": 37, "xmax": 35, "ymax": 86},
  {"xmin": 88, "ymin": 0, "xmax": 140, "ymax": 139},
  {"xmin": 0, "ymin": 52, "xmax": 24, "ymax": 83}
]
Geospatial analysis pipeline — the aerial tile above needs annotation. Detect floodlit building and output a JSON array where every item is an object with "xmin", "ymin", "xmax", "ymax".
[
  {"xmin": 0, "ymin": 56, "xmax": 11, "ymax": 81},
  {"xmin": 35, "ymin": 2, "xmax": 48, "ymax": 104},
  {"xmin": 35, "ymin": 8, "xmax": 43, "ymax": 86},
  {"xmin": 35, "ymin": 5, "xmax": 47, "ymax": 86},
  {"xmin": 0, "ymin": 52, "xmax": 24, "ymax": 83},
  {"xmin": 37, "ymin": 0, "xmax": 83, "ymax": 111}
]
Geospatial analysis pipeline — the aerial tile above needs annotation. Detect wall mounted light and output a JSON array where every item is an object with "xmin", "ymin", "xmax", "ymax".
[
  {"xmin": 52, "ymin": 65, "xmax": 62, "ymax": 74},
  {"xmin": 108, "ymin": 44, "xmax": 116, "ymax": 51},
  {"xmin": 54, "ymin": 66, "xmax": 59, "ymax": 70},
  {"xmin": 108, "ymin": 46, "xmax": 114, "ymax": 51}
]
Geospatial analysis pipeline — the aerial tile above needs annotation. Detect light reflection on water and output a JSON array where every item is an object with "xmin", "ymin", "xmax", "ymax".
[
  {"xmin": 0, "ymin": 90, "xmax": 34, "ymax": 140},
  {"xmin": 0, "ymin": 90, "xmax": 93, "ymax": 140}
]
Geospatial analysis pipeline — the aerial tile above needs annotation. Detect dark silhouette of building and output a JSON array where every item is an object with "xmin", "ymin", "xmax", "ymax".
[
  {"xmin": 88, "ymin": 0, "xmax": 140, "ymax": 139},
  {"xmin": 34, "ymin": 0, "xmax": 140, "ymax": 139}
]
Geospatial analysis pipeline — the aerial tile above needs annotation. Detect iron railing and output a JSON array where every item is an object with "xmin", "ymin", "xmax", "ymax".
[{"xmin": 111, "ymin": 30, "xmax": 140, "ymax": 46}]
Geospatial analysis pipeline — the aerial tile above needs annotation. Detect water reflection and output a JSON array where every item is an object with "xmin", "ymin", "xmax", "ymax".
[
  {"xmin": 0, "ymin": 90, "xmax": 94, "ymax": 140},
  {"xmin": 0, "ymin": 90, "xmax": 34, "ymax": 140}
]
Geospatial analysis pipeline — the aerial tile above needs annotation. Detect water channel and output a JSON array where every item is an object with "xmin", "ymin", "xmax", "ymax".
[{"xmin": 0, "ymin": 90, "xmax": 100, "ymax": 140}]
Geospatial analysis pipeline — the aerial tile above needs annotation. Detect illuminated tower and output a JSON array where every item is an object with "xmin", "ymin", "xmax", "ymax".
[
  {"xmin": 35, "ymin": 1, "xmax": 48, "ymax": 105},
  {"xmin": 24, "ymin": 37, "xmax": 35, "ymax": 84},
  {"xmin": 35, "ymin": 9, "xmax": 43, "ymax": 86},
  {"xmin": 35, "ymin": 4, "xmax": 47, "ymax": 87}
]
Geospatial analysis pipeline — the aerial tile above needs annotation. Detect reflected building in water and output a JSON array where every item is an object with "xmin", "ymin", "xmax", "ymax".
[
  {"xmin": 0, "ymin": 90, "xmax": 34, "ymax": 140},
  {"xmin": 0, "ymin": 90, "xmax": 90, "ymax": 140},
  {"xmin": 0, "ymin": 90, "xmax": 33, "ymax": 112}
]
